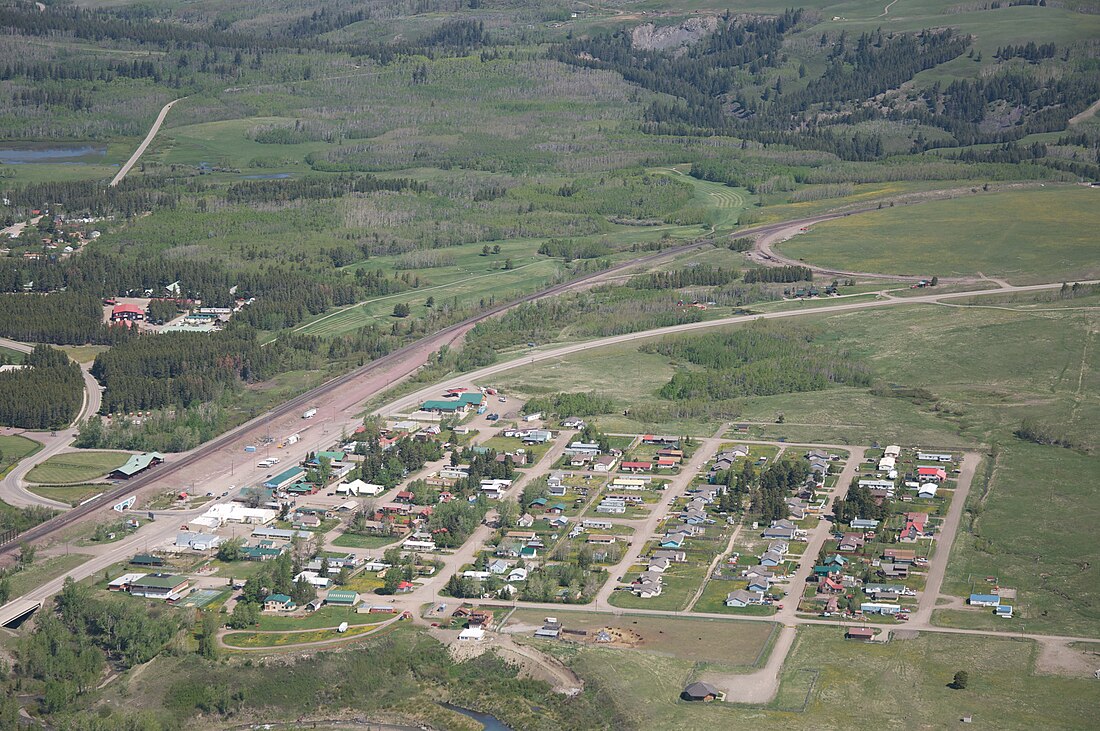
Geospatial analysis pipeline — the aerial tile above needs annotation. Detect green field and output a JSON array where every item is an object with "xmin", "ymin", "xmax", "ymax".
[
  {"xmin": 938, "ymin": 442, "xmax": 1100, "ymax": 637},
  {"xmin": 254, "ymin": 605, "xmax": 376, "ymax": 631},
  {"xmin": 331, "ymin": 532, "xmax": 401, "ymax": 550},
  {"xmin": 778, "ymin": 187, "xmax": 1100, "ymax": 284},
  {"xmin": 26, "ymin": 483, "xmax": 109, "ymax": 506},
  {"xmin": 0, "ymin": 434, "xmax": 41, "ymax": 476},
  {"xmin": 25, "ymin": 451, "xmax": 130, "ymax": 484}
]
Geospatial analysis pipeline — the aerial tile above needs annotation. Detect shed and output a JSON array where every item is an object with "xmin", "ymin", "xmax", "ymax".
[{"xmin": 681, "ymin": 682, "xmax": 722, "ymax": 702}]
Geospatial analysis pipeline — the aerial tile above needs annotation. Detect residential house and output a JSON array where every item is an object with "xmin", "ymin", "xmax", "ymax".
[
  {"xmin": 879, "ymin": 563, "xmax": 909, "ymax": 578},
  {"xmin": 860, "ymin": 602, "xmax": 901, "ymax": 615},
  {"xmin": 882, "ymin": 549, "xmax": 917, "ymax": 564},
  {"xmin": 264, "ymin": 594, "xmax": 295, "ymax": 612},
  {"xmin": 917, "ymin": 452, "xmax": 953, "ymax": 463},
  {"xmin": 969, "ymin": 593, "xmax": 1001, "ymax": 607},
  {"xmin": 621, "ymin": 461, "xmax": 652, "ymax": 473},
  {"xmin": 659, "ymin": 534, "xmax": 685, "ymax": 549},
  {"xmin": 850, "ymin": 518, "xmax": 880, "ymax": 531},
  {"xmin": 917, "ymin": 466, "xmax": 948, "ymax": 482},
  {"xmin": 745, "ymin": 577, "xmax": 770, "ymax": 594},
  {"xmin": 648, "ymin": 557, "xmax": 670, "ymax": 573},
  {"xmin": 593, "ymin": 454, "xmax": 617, "ymax": 472},
  {"xmin": 883, "ymin": 445, "xmax": 901, "ymax": 458},
  {"xmin": 759, "ymin": 552, "xmax": 783, "ymax": 568},
  {"xmin": 838, "ymin": 533, "xmax": 865, "ymax": 552},
  {"xmin": 560, "ymin": 417, "xmax": 586, "ymax": 428},
  {"xmin": 564, "ymin": 442, "xmax": 602, "ymax": 457},
  {"xmin": 762, "ymin": 519, "xmax": 799, "ymax": 540},
  {"xmin": 846, "ymin": 627, "xmax": 876, "ymax": 641},
  {"xmin": 507, "ymin": 567, "xmax": 529, "ymax": 583},
  {"xmin": 725, "ymin": 589, "xmax": 764, "ymax": 608},
  {"xmin": 652, "ymin": 549, "xmax": 686, "ymax": 563},
  {"xmin": 917, "ymin": 483, "xmax": 938, "ymax": 499}
]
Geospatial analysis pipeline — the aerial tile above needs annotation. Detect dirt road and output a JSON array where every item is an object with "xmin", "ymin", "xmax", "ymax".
[{"xmin": 109, "ymin": 98, "xmax": 181, "ymax": 187}]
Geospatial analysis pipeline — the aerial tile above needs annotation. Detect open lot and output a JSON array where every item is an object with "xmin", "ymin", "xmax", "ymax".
[
  {"xmin": 505, "ymin": 608, "xmax": 775, "ymax": 667},
  {"xmin": 938, "ymin": 442, "xmax": 1100, "ymax": 636},
  {"xmin": 25, "ymin": 451, "xmax": 129, "ymax": 484},
  {"xmin": 778, "ymin": 187, "xmax": 1100, "ymax": 284}
]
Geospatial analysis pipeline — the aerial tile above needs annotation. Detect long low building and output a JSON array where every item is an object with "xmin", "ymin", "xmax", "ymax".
[
  {"xmin": 110, "ymin": 452, "xmax": 165, "ymax": 479},
  {"xmin": 201, "ymin": 503, "xmax": 277, "ymax": 525}
]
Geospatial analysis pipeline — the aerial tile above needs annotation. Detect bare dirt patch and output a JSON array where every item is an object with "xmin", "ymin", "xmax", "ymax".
[{"xmin": 1035, "ymin": 639, "xmax": 1100, "ymax": 678}]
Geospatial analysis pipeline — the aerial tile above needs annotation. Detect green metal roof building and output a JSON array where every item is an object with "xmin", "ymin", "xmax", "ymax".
[
  {"xmin": 264, "ymin": 466, "xmax": 306, "ymax": 489},
  {"xmin": 111, "ymin": 452, "xmax": 165, "ymax": 478},
  {"xmin": 421, "ymin": 392, "xmax": 484, "ymax": 413}
]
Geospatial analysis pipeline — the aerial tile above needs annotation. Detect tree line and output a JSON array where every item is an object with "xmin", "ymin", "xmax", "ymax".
[
  {"xmin": 744, "ymin": 265, "xmax": 812, "ymax": 283},
  {"xmin": 629, "ymin": 265, "xmax": 740, "ymax": 290},
  {"xmin": 224, "ymin": 174, "xmax": 426, "ymax": 205}
]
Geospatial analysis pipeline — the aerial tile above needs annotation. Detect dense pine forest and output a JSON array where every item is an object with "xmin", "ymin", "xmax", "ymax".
[{"xmin": 0, "ymin": 345, "xmax": 84, "ymax": 429}]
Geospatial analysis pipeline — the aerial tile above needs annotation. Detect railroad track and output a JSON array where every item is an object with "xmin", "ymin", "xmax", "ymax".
[{"xmin": 0, "ymin": 206, "xmax": 887, "ymax": 555}]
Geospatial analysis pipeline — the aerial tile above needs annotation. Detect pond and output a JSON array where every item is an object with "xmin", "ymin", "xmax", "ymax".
[
  {"xmin": 0, "ymin": 143, "xmax": 108, "ymax": 164},
  {"xmin": 441, "ymin": 703, "xmax": 514, "ymax": 731},
  {"xmin": 241, "ymin": 172, "xmax": 292, "ymax": 179}
]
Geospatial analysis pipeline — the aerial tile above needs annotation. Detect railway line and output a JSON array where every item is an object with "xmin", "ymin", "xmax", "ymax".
[{"xmin": 0, "ymin": 204, "xmax": 916, "ymax": 557}]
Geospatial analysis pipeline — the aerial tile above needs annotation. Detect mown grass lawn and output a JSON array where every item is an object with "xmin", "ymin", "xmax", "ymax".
[
  {"xmin": 26, "ymin": 483, "xmax": 106, "ymax": 506},
  {"xmin": 25, "ymin": 451, "xmax": 130, "ymax": 484}
]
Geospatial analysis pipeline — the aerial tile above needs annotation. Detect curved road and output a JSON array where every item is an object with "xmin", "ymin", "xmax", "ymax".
[{"xmin": 0, "ymin": 338, "xmax": 102, "ymax": 509}]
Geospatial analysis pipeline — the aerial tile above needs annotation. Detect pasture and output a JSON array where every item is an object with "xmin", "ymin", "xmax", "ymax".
[
  {"xmin": 777, "ymin": 187, "xmax": 1100, "ymax": 284},
  {"xmin": 25, "ymin": 450, "xmax": 130, "ymax": 484}
]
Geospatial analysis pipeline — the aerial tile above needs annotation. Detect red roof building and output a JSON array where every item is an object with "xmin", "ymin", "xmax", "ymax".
[
  {"xmin": 917, "ymin": 467, "xmax": 947, "ymax": 482},
  {"xmin": 621, "ymin": 461, "xmax": 652, "ymax": 472},
  {"xmin": 111, "ymin": 303, "xmax": 145, "ymax": 321}
]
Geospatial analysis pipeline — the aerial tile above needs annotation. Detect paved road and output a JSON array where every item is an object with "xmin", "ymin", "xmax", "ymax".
[
  {"xmin": 109, "ymin": 98, "xmax": 182, "ymax": 187},
  {"xmin": 0, "ymin": 338, "xmax": 103, "ymax": 509}
]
